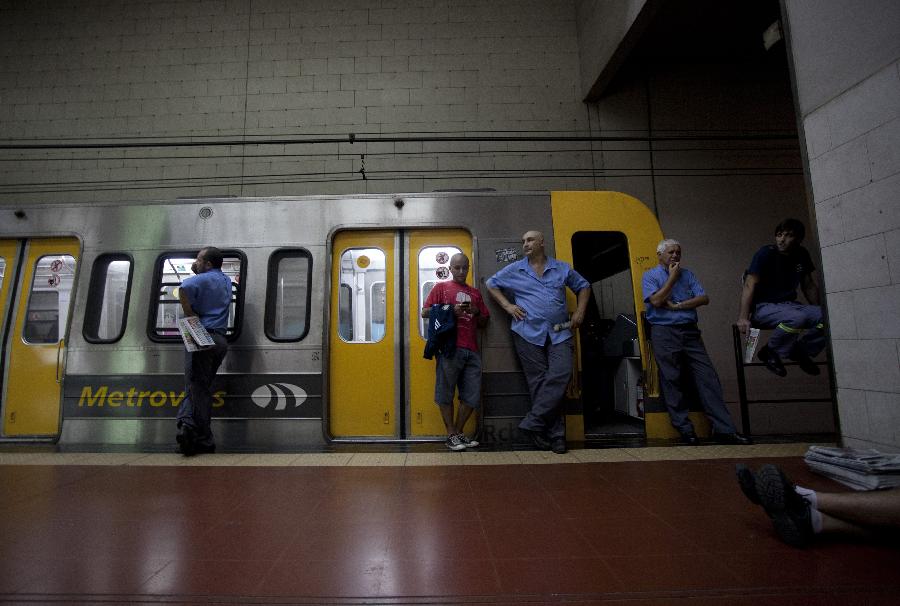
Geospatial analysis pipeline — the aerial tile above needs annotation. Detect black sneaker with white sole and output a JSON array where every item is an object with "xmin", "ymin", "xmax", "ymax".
[{"xmin": 754, "ymin": 464, "xmax": 814, "ymax": 547}]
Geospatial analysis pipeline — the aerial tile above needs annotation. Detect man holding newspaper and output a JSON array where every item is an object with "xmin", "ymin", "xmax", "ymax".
[{"xmin": 175, "ymin": 246, "xmax": 231, "ymax": 456}]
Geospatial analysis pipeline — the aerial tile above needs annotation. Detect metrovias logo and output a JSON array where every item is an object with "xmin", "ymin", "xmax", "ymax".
[{"xmin": 250, "ymin": 383, "xmax": 308, "ymax": 410}]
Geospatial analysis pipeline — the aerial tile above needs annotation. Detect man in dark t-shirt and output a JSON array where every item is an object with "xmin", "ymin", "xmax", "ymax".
[{"xmin": 737, "ymin": 219, "xmax": 825, "ymax": 377}]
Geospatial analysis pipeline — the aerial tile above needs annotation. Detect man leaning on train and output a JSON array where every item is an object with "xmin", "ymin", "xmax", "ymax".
[
  {"xmin": 175, "ymin": 246, "xmax": 231, "ymax": 456},
  {"xmin": 642, "ymin": 238, "xmax": 751, "ymax": 446}
]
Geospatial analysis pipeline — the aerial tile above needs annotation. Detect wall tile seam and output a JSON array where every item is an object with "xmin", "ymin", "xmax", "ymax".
[
  {"xmin": 818, "ymin": 230, "xmax": 888, "ymax": 251},
  {"xmin": 810, "ymin": 162, "xmax": 890, "ymax": 206},
  {"xmin": 805, "ymin": 110, "xmax": 900, "ymax": 165},
  {"xmin": 798, "ymin": 57, "xmax": 900, "ymax": 122},
  {"xmin": 823, "ymin": 283, "xmax": 899, "ymax": 298}
]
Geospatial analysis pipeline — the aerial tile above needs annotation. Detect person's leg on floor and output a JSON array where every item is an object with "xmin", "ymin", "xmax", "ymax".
[{"xmin": 650, "ymin": 326, "xmax": 696, "ymax": 440}]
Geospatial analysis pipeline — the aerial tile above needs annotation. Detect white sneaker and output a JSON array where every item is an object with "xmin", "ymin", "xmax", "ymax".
[
  {"xmin": 457, "ymin": 434, "xmax": 479, "ymax": 448},
  {"xmin": 446, "ymin": 434, "xmax": 466, "ymax": 451}
]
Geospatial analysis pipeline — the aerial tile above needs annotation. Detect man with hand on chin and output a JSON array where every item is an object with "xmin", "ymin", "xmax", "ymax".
[{"xmin": 643, "ymin": 239, "xmax": 750, "ymax": 445}]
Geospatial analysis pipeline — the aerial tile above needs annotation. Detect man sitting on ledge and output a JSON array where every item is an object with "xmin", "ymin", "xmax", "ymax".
[{"xmin": 737, "ymin": 218, "xmax": 825, "ymax": 377}]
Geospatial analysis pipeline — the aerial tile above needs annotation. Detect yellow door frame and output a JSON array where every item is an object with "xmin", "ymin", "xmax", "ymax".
[
  {"xmin": 2, "ymin": 237, "xmax": 80, "ymax": 439},
  {"xmin": 549, "ymin": 191, "xmax": 702, "ymax": 440}
]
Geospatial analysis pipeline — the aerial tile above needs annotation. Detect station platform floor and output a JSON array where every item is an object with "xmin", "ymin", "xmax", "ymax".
[{"xmin": 1, "ymin": 442, "xmax": 898, "ymax": 605}]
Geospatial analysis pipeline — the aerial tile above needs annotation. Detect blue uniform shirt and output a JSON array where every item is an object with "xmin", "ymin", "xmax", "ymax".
[
  {"xmin": 747, "ymin": 244, "xmax": 815, "ymax": 305},
  {"xmin": 486, "ymin": 257, "xmax": 590, "ymax": 346},
  {"xmin": 180, "ymin": 268, "xmax": 232, "ymax": 331},
  {"xmin": 642, "ymin": 264, "xmax": 705, "ymax": 325}
]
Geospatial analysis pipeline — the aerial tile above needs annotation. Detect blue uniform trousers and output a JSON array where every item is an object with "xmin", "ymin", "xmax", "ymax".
[
  {"xmin": 753, "ymin": 301, "xmax": 825, "ymax": 359},
  {"xmin": 650, "ymin": 323, "xmax": 736, "ymax": 436},
  {"xmin": 176, "ymin": 332, "xmax": 228, "ymax": 447},
  {"xmin": 512, "ymin": 333, "xmax": 573, "ymax": 440}
]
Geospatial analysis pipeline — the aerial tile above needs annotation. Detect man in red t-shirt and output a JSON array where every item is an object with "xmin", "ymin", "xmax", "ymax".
[{"xmin": 422, "ymin": 253, "xmax": 490, "ymax": 450}]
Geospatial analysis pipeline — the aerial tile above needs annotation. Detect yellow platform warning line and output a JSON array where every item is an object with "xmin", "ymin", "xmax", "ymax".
[{"xmin": 0, "ymin": 443, "xmax": 826, "ymax": 467}]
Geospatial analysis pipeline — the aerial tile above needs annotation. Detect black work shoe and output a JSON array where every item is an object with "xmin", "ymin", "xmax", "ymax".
[
  {"xmin": 789, "ymin": 351, "xmax": 821, "ymax": 376},
  {"xmin": 551, "ymin": 438, "xmax": 568, "ymax": 454},
  {"xmin": 176, "ymin": 425, "xmax": 197, "ymax": 457},
  {"xmin": 520, "ymin": 428, "xmax": 551, "ymax": 451},
  {"xmin": 712, "ymin": 432, "xmax": 753, "ymax": 445},
  {"xmin": 754, "ymin": 464, "xmax": 814, "ymax": 547},
  {"xmin": 758, "ymin": 345, "xmax": 787, "ymax": 377},
  {"xmin": 735, "ymin": 464, "xmax": 761, "ymax": 505},
  {"xmin": 680, "ymin": 432, "xmax": 700, "ymax": 446},
  {"xmin": 194, "ymin": 443, "xmax": 216, "ymax": 454}
]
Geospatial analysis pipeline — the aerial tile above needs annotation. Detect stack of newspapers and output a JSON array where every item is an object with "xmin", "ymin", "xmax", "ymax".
[{"xmin": 804, "ymin": 445, "xmax": 900, "ymax": 490}]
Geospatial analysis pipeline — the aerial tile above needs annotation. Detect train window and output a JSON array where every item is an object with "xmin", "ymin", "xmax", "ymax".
[
  {"xmin": 337, "ymin": 248, "xmax": 385, "ymax": 343},
  {"xmin": 417, "ymin": 245, "xmax": 462, "ymax": 338},
  {"xmin": 83, "ymin": 255, "xmax": 133, "ymax": 343},
  {"xmin": 149, "ymin": 251, "xmax": 245, "ymax": 341},
  {"xmin": 23, "ymin": 255, "xmax": 77, "ymax": 344},
  {"xmin": 264, "ymin": 249, "xmax": 311, "ymax": 341},
  {"xmin": 338, "ymin": 284, "xmax": 352, "ymax": 340}
]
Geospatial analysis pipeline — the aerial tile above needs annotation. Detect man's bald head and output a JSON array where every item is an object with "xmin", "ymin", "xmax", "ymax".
[
  {"xmin": 449, "ymin": 252, "xmax": 470, "ymax": 284},
  {"xmin": 522, "ymin": 230, "xmax": 545, "ymax": 259}
]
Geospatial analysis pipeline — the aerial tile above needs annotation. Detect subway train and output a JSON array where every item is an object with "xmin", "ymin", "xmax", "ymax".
[{"xmin": 0, "ymin": 190, "xmax": 705, "ymax": 450}]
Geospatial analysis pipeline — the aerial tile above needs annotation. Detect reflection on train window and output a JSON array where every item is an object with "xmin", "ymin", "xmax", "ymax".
[
  {"xmin": 152, "ymin": 252, "xmax": 243, "ymax": 340},
  {"xmin": 265, "ymin": 249, "xmax": 311, "ymax": 341},
  {"xmin": 83, "ymin": 255, "xmax": 133, "ymax": 343},
  {"xmin": 338, "ymin": 248, "xmax": 385, "ymax": 343},
  {"xmin": 338, "ymin": 284, "xmax": 352, "ymax": 340},
  {"xmin": 23, "ymin": 255, "xmax": 77, "ymax": 344},
  {"xmin": 417, "ymin": 245, "xmax": 462, "ymax": 338}
]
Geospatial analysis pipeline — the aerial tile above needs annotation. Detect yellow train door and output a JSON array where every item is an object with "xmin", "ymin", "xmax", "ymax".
[
  {"xmin": 1, "ymin": 238, "xmax": 80, "ymax": 438},
  {"xmin": 328, "ymin": 229, "xmax": 474, "ymax": 440},
  {"xmin": 407, "ymin": 229, "xmax": 475, "ymax": 438}
]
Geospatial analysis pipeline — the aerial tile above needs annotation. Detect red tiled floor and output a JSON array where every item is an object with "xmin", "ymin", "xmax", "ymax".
[{"xmin": 1, "ymin": 456, "xmax": 898, "ymax": 605}]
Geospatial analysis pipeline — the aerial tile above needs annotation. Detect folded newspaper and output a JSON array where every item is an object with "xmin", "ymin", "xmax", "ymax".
[
  {"xmin": 178, "ymin": 316, "xmax": 215, "ymax": 352},
  {"xmin": 804, "ymin": 445, "xmax": 900, "ymax": 490}
]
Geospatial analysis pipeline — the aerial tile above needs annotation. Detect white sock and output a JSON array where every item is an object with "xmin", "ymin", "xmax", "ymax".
[
  {"xmin": 795, "ymin": 485, "xmax": 817, "ymax": 510},
  {"xmin": 795, "ymin": 485, "xmax": 823, "ymax": 533}
]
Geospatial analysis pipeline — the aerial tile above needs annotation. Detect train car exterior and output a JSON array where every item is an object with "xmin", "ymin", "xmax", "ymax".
[{"xmin": 0, "ymin": 190, "xmax": 696, "ymax": 449}]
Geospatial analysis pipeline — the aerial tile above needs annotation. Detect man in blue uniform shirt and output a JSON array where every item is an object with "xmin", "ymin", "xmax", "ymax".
[
  {"xmin": 176, "ymin": 246, "xmax": 231, "ymax": 456},
  {"xmin": 737, "ymin": 219, "xmax": 824, "ymax": 377},
  {"xmin": 486, "ymin": 230, "xmax": 590, "ymax": 454},
  {"xmin": 643, "ymin": 239, "xmax": 750, "ymax": 445}
]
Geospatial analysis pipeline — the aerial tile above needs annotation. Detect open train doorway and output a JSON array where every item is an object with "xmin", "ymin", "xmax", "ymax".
[{"xmin": 572, "ymin": 231, "xmax": 645, "ymax": 441}]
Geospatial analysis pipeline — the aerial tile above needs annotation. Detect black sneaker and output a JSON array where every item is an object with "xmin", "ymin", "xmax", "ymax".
[
  {"xmin": 176, "ymin": 425, "xmax": 197, "ymax": 457},
  {"xmin": 520, "ymin": 428, "xmax": 551, "ymax": 450},
  {"xmin": 680, "ymin": 432, "xmax": 700, "ymax": 446},
  {"xmin": 789, "ymin": 351, "xmax": 821, "ymax": 375},
  {"xmin": 758, "ymin": 345, "xmax": 787, "ymax": 377},
  {"xmin": 550, "ymin": 438, "xmax": 567, "ymax": 454},
  {"xmin": 457, "ymin": 434, "xmax": 479, "ymax": 448},
  {"xmin": 754, "ymin": 464, "xmax": 814, "ymax": 547},
  {"xmin": 712, "ymin": 432, "xmax": 753, "ymax": 445},
  {"xmin": 446, "ymin": 434, "xmax": 466, "ymax": 451}
]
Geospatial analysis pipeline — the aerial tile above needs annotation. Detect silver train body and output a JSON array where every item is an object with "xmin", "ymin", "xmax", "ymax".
[{"xmin": 0, "ymin": 191, "xmax": 664, "ymax": 448}]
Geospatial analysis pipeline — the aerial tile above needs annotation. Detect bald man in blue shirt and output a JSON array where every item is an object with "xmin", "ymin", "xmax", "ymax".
[
  {"xmin": 487, "ymin": 230, "xmax": 590, "ymax": 454},
  {"xmin": 643, "ymin": 239, "xmax": 750, "ymax": 445}
]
